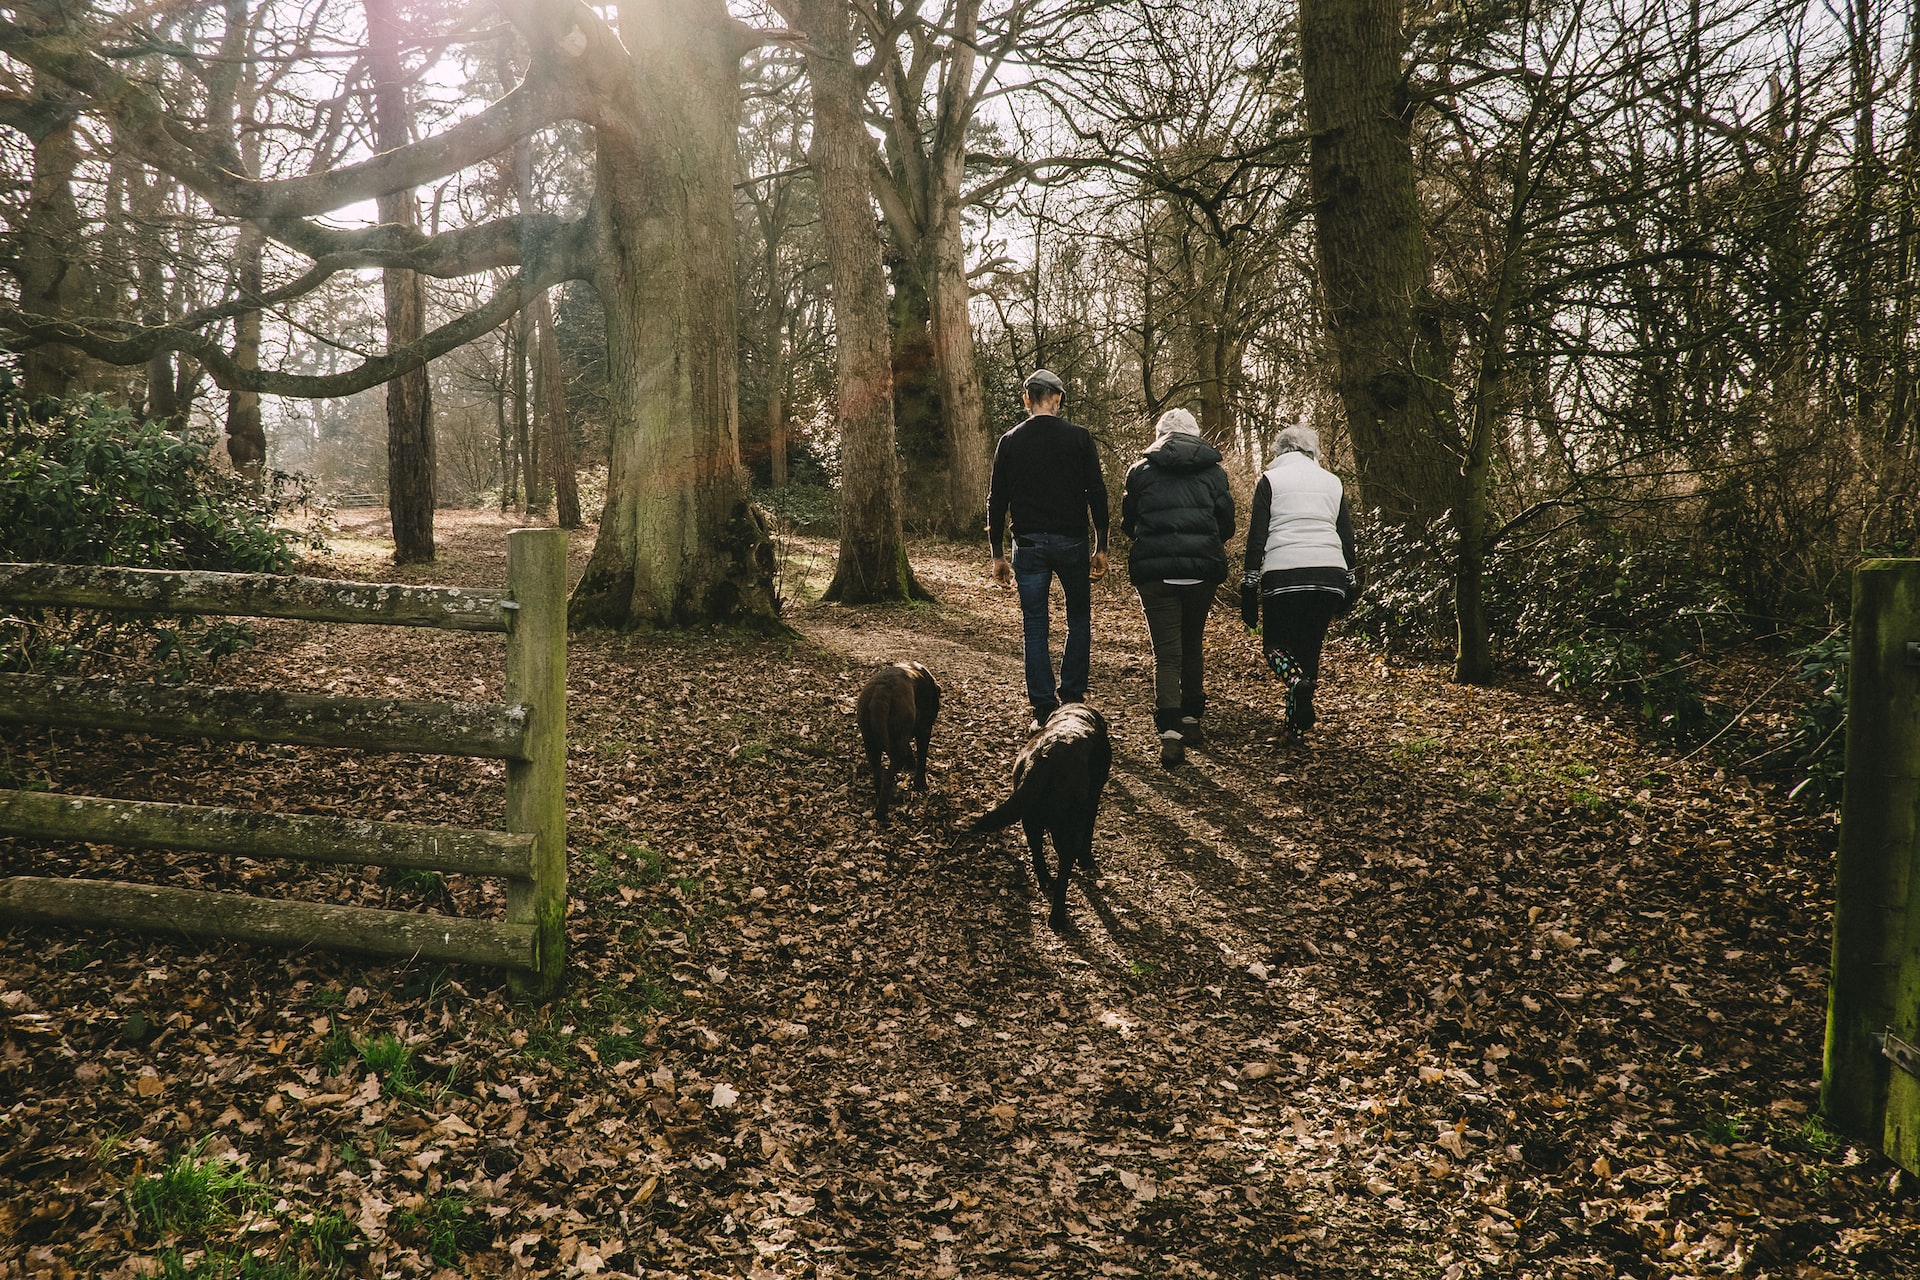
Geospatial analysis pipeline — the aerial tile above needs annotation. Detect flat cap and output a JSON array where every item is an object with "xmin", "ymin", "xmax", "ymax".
[{"xmin": 1024, "ymin": 368, "xmax": 1066, "ymax": 396}]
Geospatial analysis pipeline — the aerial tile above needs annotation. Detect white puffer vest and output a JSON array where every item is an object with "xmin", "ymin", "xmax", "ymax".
[{"xmin": 1259, "ymin": 453, "xmax": 1346, "ymax": 572}]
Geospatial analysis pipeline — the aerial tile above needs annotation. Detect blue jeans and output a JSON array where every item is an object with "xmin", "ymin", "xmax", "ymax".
[{"xmin": 1011, "ymin": 533, "xmax": 1091, "ymax": 715}]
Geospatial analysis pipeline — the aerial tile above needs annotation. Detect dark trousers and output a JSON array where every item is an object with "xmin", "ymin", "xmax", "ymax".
[
  {"xmin": 1011, "ymin": 533, "xmax": 1092, "ymax": 715},
  {"xmin": 1135, "ymin": 579, "xmax": 1214, "ymax": 726},
  {"xmin": 1262, "ymin": 588, "xmax": 1340, "ymax": 723}
]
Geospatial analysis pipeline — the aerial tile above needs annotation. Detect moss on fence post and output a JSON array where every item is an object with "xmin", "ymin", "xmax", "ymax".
[
  {"xmin": 504, "ymin": 528, "xmax": 568, "ymax": 1000},
  {"xmin": 1822, "ymin": 559, "xmax": 1920, "ymax": 1174}
]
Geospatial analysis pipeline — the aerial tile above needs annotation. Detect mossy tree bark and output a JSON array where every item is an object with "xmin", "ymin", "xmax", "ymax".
[
  {"xmin": 566, "ymin": 0, "xmax": 779, "ymax": 625},
  {"xmin": 777, "ymin": 0, "xmax": 924, "ymax": 604},
  {"xmin": 1823, "ymin": 560, "xmax": 1920, "ymax": 1173},
  {"xmin": 369, "ymin": 0, "xmax": 436, "ymax": 562},
  {"xmin": 1299, "ymin": 0, "xmax": 1458, "ymax": 525}
]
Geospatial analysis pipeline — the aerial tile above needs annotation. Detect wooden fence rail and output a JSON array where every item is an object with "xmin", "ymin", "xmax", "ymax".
[{"xmin": 0, "ymin": 528, "xmax": 567, "ymax": 998}]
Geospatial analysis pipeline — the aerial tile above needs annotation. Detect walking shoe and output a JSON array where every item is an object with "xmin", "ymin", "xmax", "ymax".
[
  {"xmin": 1159, "ymin": 729, "xmax": 1185, "ymax": 768},
  {"xmin": 1292, "ymin": 679, "xmax": 1317, "ymax": 733},
  {"xmin": 1178, "ymin": 715, "xmax": 1204, "ymax": 746}
]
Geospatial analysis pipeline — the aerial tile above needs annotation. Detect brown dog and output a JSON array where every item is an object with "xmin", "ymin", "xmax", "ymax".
[
  {"xmin": 855, "ymin": 661, "xmax": 942, "ymax": 824},
  {"xmin": 971, "ymin": 704, "xmax": 1112, "ymax": 932}
]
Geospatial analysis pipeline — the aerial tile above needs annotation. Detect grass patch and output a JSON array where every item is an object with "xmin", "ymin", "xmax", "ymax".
[
  {"xmin": 513, "ymin": 972, "xmax": 679, "ymax": 1070},
  {"xmin": 356, "ymin": 1034, "xmax": 421, "ymax": 1098},
  {"xmin": 290, "ymin": 1209, "xmax": 356, "ymax": 1274},
  {"xmin": 1390, "ymin": 735, "xmax": 1441, "ymax": 764},
  {"xmin": 335, "ymin": 1127, "xmax": 391, "ymax": 1175},
  {"xmin": 127, "ymin": 1142, "xmax": 266, "ymax": 1240},
  {"xmin": 308, "ymin": 986, "xmax": 346, "ymax": 1012},
  {"xmin": 157, "ymin": 1249, "xmax": 315, "ymax": 1280},
  {"xmin": 316, "ymin": 1028, "xmax": 356, "ymax": 1075},
  {"xmin": 382, "ymin": 866, "xmax": 445, "ymax": 898},
  {"xmin": 1792, "ymin": 1115, "xmax": 1842, "ymax": 1156},
  {"xmin": 1701, "ymin": 1108, "xmax": 1751, "ymax": 1146},
  {"xmin": 395, "ymin": 1193, "xmax": 488, "ymax": 1265}
]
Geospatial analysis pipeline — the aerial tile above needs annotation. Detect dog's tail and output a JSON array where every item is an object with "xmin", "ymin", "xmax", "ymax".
[{"xmin": 969, "ymin": 789, "xmax": 1028, "ymax": 833}]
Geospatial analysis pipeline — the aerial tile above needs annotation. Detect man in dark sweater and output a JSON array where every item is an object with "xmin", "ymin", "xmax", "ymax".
[{"xmin": 986, "ymin": 369, "xmax": 1111, "ymax": 728}]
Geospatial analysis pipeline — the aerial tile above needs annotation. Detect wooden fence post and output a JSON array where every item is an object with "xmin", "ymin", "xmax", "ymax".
[
  {"xmin": 504, "ymin": 528, "xmax": 568, "ymax": 999},
  {"xmin": 1822, "ymin": 559, "xmax": 1920, "ymax": 1173}
]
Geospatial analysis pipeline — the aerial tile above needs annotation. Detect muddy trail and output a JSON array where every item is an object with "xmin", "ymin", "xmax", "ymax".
[{"xmin": 1, "ymin": 510, "xmax": 1912, "ymax": 1280}]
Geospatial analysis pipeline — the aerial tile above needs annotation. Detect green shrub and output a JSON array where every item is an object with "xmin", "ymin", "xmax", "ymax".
[
  {"xmin": 1346, "ymin": 514, "xmax": 1740, "ymax": 732},
  {"xmin": 1786, "ymin": 630, "xmax": 1847, "ymax": 806},
  {"xmin": 0, "ymin": 391, "xmax": 314, "ymax": 570},
  {"xmin": 0, "ymin": 388, "xmax": 322, "ymax": 676}
]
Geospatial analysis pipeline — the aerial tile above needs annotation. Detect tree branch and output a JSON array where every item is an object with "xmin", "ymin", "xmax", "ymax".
[
  {"xmin": 0, "ymin": 24, "xmax": 571, "ymax": 220},
  {"xmin": 0, "ymin": 223, "xmax": 592, "ymax": 397}
]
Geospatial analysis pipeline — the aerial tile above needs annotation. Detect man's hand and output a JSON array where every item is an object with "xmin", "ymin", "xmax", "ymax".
[
  {"xmin": 991, "ymin": 555, "xmax": 1012, "ymax": 586},
  {"xmin": 1089, "ymin": 550, "xmax": 1109, "ymax": 581}
]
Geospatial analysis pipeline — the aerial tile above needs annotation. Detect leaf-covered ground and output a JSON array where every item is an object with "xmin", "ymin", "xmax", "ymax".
[{"xmin": 2, "ymin": 510, "xmax": 1915, "ymax": 1279}]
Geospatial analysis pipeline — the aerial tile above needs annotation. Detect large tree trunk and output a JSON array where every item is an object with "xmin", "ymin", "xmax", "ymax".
[
  {"xmin": 17, "ymin": 80, "xmax": 93, "ymax": 400},
  {"xmin": 926, "ymin": 209, "xmax": 989, "ymax": 537},
  {"xmin": 368, "ymin": 0, "xmax": 435, "ymax": 563},
  {"xmin": 789, "ymin": 0, "xmax": 922, "ymax": 603},
  {"xmin": 515, "ymin": 134, "xmax": 548, "ymax": 512},
  {"xmin": 533, "ymin": 289, "xmax": 581, "ymax": 529},
  {"xmin": 225, "ymin": 221, "xmax": 268, "ymax": 477},
  {"xmin": 1299, "ymin": 0, "xmax": 1456, "ymax": 524},
  {"xmin": 889, "ymin": 254, "xmax": 945, "ymax": 514},
  {"xmin": 130, "ymin": 165, "xmax": 182, "ymax": 427},
  {"xmin": 568, "ymin": 0, "xmax": 777, "ymax": 627},
  {"xmin": 767, "ymin": 309, "xmax": 790, "ymax": 489}
]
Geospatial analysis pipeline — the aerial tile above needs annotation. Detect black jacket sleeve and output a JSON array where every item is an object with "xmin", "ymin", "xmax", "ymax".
[
  {"xmin": 1119, "ymin": 463, "xmax": 1142, "ymax": 540},
  {"xmin": 1085, "ymin": 435, "xmax": 1111, "ymax": 552},
  {"xmin": 1243, "ymin": 475, "xmax": 1272, "ymax": 579},
  {"xmin": 987, "ymin": 436, "xmax": 1011, "ymax": 558},
  {"xmin": 1212, "ymin": 467, "xmax": 1236, "ymax": 546},
  {"xmin": 1336, "ymin": 496, "xmax": 1358, "ymax": 570}
]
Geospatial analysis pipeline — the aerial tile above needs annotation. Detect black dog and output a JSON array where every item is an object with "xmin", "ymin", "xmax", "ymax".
[
  {"xmin": 971, "ymin": 704, "xmax": 1112, "ymax": 932},
  {"xmin": 855, "ymin": 660, "xmax": 942, "ymax": 824}
]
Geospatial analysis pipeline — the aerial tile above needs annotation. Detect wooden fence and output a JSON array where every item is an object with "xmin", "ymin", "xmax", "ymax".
[
  {"xmin": 0, "ymin": 528, "xmax": 567, "ymax": 999},
  {"xmin": 1822, "ymin": 558, "xmax": 1920, "ymax": 1174}
]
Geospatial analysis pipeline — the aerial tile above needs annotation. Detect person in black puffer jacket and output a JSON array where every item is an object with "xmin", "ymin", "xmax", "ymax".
[{"xmin": 1121, "ymin": 409, "xmax": 1235, "ymax": 767}]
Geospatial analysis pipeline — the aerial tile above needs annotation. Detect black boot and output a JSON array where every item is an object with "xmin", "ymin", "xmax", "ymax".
[
  {"xmin": 1155, "ymin": 707, "xmax": 1185, "ymax": 768},
  {"xmin": 1179, "ymin": 697, "xmax": 1206, "ymax": 745},
  {"xmin": 1292, "ymin": 679, "xmax": 1317, "ymax": 733}
]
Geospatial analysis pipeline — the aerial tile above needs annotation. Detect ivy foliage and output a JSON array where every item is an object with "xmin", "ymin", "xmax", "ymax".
[{"xmin": 0, "ymin": 387, "xmax": 324, "ymax": 679}]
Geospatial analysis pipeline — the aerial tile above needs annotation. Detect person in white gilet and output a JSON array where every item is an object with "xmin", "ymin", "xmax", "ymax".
[{"xmin": 1238, "ymin": 425, "xmax": 1359, "ymax": 746}]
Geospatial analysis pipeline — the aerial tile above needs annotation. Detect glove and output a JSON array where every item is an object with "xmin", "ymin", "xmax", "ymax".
[{"xmin": 1240, "ymin": 571, "xmax": 1260, "ymax": 629}]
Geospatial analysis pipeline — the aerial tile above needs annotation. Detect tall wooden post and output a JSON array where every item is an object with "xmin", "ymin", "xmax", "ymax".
[
  {"xmin": 505, "ymin": 528, "xmax": 568, "ymax": 999},
  {"xmin": 1822, "ymin": 559, "xmax": 1920, "ymax": 1173}
]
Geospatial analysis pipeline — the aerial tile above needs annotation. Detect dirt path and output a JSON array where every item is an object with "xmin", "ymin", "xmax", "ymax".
[{"xmin": 1, "ymin": 513, "xmax": 1912, "ymax": 1280}]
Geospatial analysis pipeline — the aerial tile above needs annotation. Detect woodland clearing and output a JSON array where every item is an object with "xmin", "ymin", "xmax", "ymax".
[{"xmin": 1, "ymin": 508, "xmax": 1914, "ymax": 1279}]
